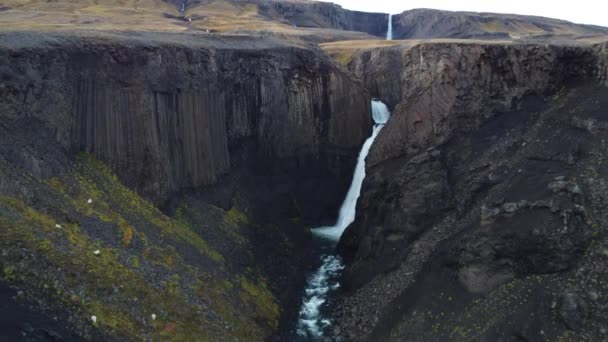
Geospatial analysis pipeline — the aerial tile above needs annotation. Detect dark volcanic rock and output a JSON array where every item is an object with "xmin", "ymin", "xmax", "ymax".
[
  {"xmin": 0, "ymin": 30, "xmax": 373, "ymax": 340},
  {"xmin": 260, "ymin": 1, "xmax": 388, "ymax": 37},
  {"xmin": 0, "ymin": 31, "xmax": 371, "ymax": 204},
  {"xmin": 559, "ymin": 292, "xmax": 588, "ymax": 332},
  {"xmin": 332, "ymin": 40, "xmax": 608, "ymax": 341}
]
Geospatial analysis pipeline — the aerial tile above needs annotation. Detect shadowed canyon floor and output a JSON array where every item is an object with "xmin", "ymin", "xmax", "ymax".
[{"xmin": 0, "ymin": 0, "xmax": 607, "ymax": 341}]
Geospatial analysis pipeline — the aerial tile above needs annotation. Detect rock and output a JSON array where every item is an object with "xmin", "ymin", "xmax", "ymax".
[
  {"xmin": 559, "ymin": 292, "xmax": 588, "ymax": 332},
  {"xmin": 262, "ymin": 1, "xmax": 388, "ymax": 37},
  {"xmin": 390, "ymin": 8, "xmax": 608, "ymax": 40},
  {"xmin": 548, "ymin": 180, "xmax": 583, "ymax": 195},
  {"xmin": 481, "ymin": 206, "xmax": 500, "ymax": 221},
  {"xmin": 549, "ymin": 181, "xmax": 569, "ymax": 192},
  {"xmin": 588, "ymin": 291, "xmax": 600, "ymax": 301},
  {"xmin": 502, "ymin": 202, "xmax": 519, "ymax": 213}
]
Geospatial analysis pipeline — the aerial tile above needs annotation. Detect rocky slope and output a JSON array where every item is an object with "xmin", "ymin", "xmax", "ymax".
[
  {"xmin": 391, "ymin": 9, "xmax": 608, "ymax": 40},
  {"xmin": 331, "ymin": 40, "xmax": 608, "ymax": 341},
  {"xmin": 0, "ymin": 30, "xmax": 371, "ymax": 340},
  {"xmin": 0, "ymin": 0, "xmax": 383, "ymax": 42},
  {"xmin": 259, "ymin": 0, "xmax": 387, "ymax": 37}
]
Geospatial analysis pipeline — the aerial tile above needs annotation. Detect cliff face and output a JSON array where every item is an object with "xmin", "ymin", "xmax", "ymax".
[
  {"xmin": 333, "ymin": 41, "xmax": 608, "ymax": 341},
  {"xmin": 260, "ymin": 0, "xmax": 388, "ymax": 37},
  {"xmin": 391, "ymin": 9, "xmax": 608, "ymax": 40},
  {"xmin": 0, "ymin": 30, "xmax": 373, "ymax": 339},
  {"xmin": 0, "ymin": 31, "xmax": 370, "ymax": 204},
  {"xmin": 350, "ymin": 43, "xmax": 597, "ymax": 168}
]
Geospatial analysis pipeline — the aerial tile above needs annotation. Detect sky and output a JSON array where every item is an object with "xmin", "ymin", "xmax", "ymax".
[{"xmin": 317, "ymin": 0, "xmax": 608, "ymax": 27}]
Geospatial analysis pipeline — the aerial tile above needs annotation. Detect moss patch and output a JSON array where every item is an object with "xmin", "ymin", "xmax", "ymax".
[{"xmin": 0, "ymin": 154, "xmax": 279, "ymax": 340}]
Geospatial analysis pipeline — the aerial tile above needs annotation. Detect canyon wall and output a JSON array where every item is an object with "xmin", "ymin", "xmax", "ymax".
[
  {"xmin": 390, "ymin": 9, "xmax": 608, "ymax": 39},
  {"xmin": 261, "ymin": 0, "xmax": 388, "ymax": 37},
  {"xmin": 333, "ymin": 42, "xmax": 608, "ymax": 341},
  {"xmin": 0, "ymin": 31, "xmax": 371, "ymax": 203}
]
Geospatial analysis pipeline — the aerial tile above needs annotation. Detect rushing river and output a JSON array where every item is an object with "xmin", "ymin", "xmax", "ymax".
[{"xmin": 296, "ymin": 100, "xmax": 391, "ymax": 340}]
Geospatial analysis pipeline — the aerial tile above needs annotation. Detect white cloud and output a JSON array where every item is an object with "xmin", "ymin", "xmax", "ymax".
[{"xmin": 316, "ymin": 0, "xmax": 608, "ymax": 27}]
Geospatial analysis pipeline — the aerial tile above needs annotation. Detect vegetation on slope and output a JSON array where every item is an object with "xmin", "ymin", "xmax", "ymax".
[{"xmin": 0, "ymin": 154, "xmax": 279, "ymax": 340}]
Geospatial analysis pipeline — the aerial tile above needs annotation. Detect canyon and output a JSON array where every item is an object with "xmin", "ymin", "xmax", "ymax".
[{"xmin": 0, "ymin": 1, "xmax": 607, "ymax": 341}]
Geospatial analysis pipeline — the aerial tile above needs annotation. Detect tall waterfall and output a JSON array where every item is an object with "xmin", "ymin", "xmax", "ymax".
[
  {"xmin": 386, "ymin": 14, "xmax": 393, "ymax": 40},
  {"xmin": 311, "ymin": 99, "xmax": 390, "ymax": 241},
  {"xmin": 296, "ymin": 100, "xmax": 391, "ymax": 340}
]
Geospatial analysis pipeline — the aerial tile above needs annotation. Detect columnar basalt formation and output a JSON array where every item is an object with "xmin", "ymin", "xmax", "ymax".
[{"xmin": 0, "ymin": 32, "xmax": 371, "ymax": 203}]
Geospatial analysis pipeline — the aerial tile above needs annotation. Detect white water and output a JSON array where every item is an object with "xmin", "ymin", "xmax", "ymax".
[
  {"xmin": 296, "ymin": 101, "xmax": 391, "ymax": 340},
  {"xmin": 179, "ymin": 0, "xmax": 186, "ymax": 16},
  {"xmin": 372, "ymin": 99, "xmax": 390, "ymax": 124},
  {"xmin": 296, "ymin": 255, "xmax": 344, "ymax": 339},
  {"xmin": 386, "ymin": 14, "xmax": 393, "ymax": 40},
  {"xmin": 311, "ymin": 100, "xmax": 390, "ymax": 241}
]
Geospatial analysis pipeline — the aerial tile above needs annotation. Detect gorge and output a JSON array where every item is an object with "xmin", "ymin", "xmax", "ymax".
[
  {"xmin": 298, "ymin": 100, "xmax": 390, "ymax": 340},
  {"xmin": 0, "ymin": 1, "xmax": 607, "ymax": 341}
]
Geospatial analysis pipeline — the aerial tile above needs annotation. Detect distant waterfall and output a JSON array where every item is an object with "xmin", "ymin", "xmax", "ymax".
[
  {"xmin": 296, "ymin": 100, "xmax": 391, "ymax": 340},
  {"xmin": 386, "ymin": 14, "xmax": 393, "ymax": 40},
  {"xmin": 179, "ymin": 0, "xmax": 186, "ymax": 16}
]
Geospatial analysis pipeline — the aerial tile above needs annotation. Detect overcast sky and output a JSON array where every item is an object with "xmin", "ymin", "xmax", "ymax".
[{"xmin": 317, "ymin": 0, "xmax": 608, "ymax": 27}]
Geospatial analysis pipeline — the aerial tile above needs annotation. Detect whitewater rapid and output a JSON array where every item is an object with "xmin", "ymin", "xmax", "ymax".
[
  {"xmin": 296, "ymin": 100, "xmax": 390, "ymax": 340},
  {"xmin": 311, "ymin": 99, "xmax": 389, "ymax": 241}
]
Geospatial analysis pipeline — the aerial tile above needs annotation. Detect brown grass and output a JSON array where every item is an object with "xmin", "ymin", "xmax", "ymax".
[{"xmin": 0, "ymin": 0, "xmax": 296, "ymax": 33}]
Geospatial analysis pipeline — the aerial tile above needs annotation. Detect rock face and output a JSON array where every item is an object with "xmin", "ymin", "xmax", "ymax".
[
  {"xmin": 260, "ymin": 0, "xmax": 388, "ymax": 37},
  {"xmin": 0, "ymin": 30, "xmax": 373, "ymax": 340},
  {"xmin": 0, "ymin": 31, "xmax": 370, "ymax": 204},
  {"xmin": 391, "ymin": 9, "xmax": 608, "ymax": 40},
  {"xmin": 333, "ymin": 41, "xmax": 608, "ymax": 341}
]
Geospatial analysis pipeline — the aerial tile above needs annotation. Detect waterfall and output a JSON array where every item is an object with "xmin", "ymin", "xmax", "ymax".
[
  {"xmin": 386, "ymin": 14, "xmax": 393, "ymax": 40},
  {"xmin": 372, "ymin": 99, "xmax": 390, "ymax": 124},
  {"xmin": 296, "ymin": 100, "xmax": 391, "ymax": 340},
  {"xmin": 311, "ymin": 100, "xmax": 390, "ymax": 241},
  {"xmin": 179, "ymin": 0, "xmax": 186, "ymax": 16}
]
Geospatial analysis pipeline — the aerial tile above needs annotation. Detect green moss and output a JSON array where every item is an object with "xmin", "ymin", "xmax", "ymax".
[
  {"xmin": 131, "ymin": 256, "xmax": 141, "ymax": 268},
  {"xmin": 53, "ymin": 154, "xmax": 224, "ymax": 263},
  {"xmin": 174, "ymin": 200, "xmax": 248, "ymax": 247},
  {"xmin": 239, "ymin": 276, "xmax": 280, "ymax": 330},
  {"xmin": 226, "ymin": 207, "xmax": 248, "ymax": 225},
  {"xmin": 552, "ymin": 86, "xmax": 568, "ymax": 102},
  {"xmin": 0, "ymin": 196, "xmax": 234, "ymax": 339},
  {"xmin": 1, "ymin": 265, "xmax": 16, "ymax": 281},
  {"xmin": 0, "ymin": 155, "xmax": 276, "ymax": 340}
]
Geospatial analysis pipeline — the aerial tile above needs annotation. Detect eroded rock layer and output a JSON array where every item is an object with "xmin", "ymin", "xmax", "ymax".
[{"xmin": 334, "ymin": 41, "xmax": 608, "ymax": 341}]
